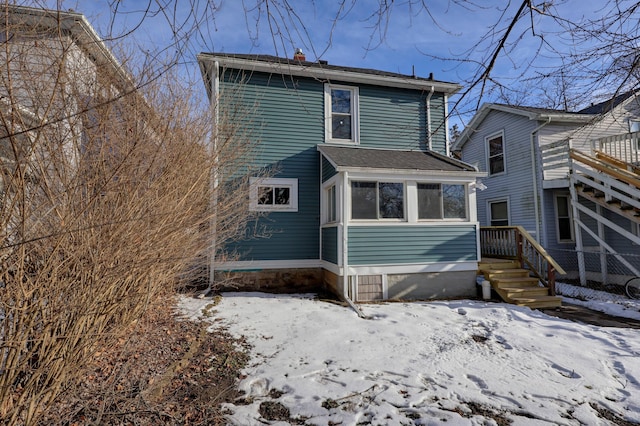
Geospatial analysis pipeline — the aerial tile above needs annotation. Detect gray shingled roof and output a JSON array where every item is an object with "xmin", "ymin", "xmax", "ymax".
[
  {"xmin": 202, "ymin": 53, "xmax": 450, "ymax": 86},
  {"xmin": 318, "ymin": 145, "xmax": 477, "ymax": 173},
  {"xmin": 578, "ymin": 90, "xmax": 638, "ymax": 114}
]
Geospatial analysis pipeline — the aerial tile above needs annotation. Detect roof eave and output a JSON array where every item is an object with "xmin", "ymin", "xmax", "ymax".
[
  {"xmin": 334, "ymin": 166, "xmax": 485, "ymax": 177},
  {"xmin": 6, "ymin": 6, "xmax": 136, "ymax": 94},
  {"xmin": 198, "ymin": 54, "xmax": 462, "ymax": 94}
]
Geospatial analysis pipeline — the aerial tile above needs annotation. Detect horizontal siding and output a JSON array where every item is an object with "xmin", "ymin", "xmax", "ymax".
[
  {"xmin": 348, "ymin": 225, "xmax": 477, "ymax": 265},
  {"xmin": 429, "ymin": 93, "xmax": 448, "ymax": 155},
  {"xmin": 322, "ymin": 156, "xmax": 337, "ymax": 182},
  {"xmin": 356, "ymin": 84, "xmax": 427, "ymax": 151},
  {"xmin": 460, "ymin": 110, "xmax": 538, "ymax": 234},
  {"xmin": 219, "ymin": 71, "xmax": 323, "ymax": 261},
  {"xmin": 322, "ymin": 226, "xmax": 339, "ymax": 264}
]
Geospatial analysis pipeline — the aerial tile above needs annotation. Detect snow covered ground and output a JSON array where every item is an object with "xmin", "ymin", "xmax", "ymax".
[{"xmin": 179, "ymin": 290, "xmax": 640, "ymax": 425}]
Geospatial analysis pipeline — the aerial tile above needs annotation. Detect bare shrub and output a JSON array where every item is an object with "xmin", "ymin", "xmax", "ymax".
[{"xmin": 0, "ymin": 6, "xmax": 260, "ymax": 424}]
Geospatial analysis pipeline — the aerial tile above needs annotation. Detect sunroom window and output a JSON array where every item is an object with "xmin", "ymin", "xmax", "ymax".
[
  {"xmin": 417, "ymin": 183, "xmax": 467, "ymax": 219},
  {"xmin": 351, "ymin": 181, "xmax": 404, "ymax": 220}
]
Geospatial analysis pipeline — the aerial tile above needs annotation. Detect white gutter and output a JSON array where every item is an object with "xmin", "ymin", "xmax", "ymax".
[
  {"xmin": 531, "ymin": 117, "xmax": 551, "ymax": 244},
  {"xmin": 426, "ymin": 86, "xmax": 434, "ymax": 150}
]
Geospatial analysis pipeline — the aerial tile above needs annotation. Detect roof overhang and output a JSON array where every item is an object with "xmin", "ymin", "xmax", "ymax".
[
  {"xmin": 330, "ymin": 166, "xmax": 486, "ymax": 178},
  {"xmin": 198, "ymin": 53, "xmax": 462, "ymax": 94}
]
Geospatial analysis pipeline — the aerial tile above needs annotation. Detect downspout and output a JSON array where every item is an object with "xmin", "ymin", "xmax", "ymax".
[
  {"xmin": 444, "ymin": 94, "xmax": 451, "ymax": 156},
  {"xmin": 426, "ymin": 86, "xmax": 434, "ymax": 150},
  {"xmin": 531, "ymin": 117, "xmax": 550, "ymax": 245},
  {"xmin": 341, "ymin": 171, "xmax": 366, "ymax": 317},
  {"xmin": 342, "ymin": 171, "xmax": 349, "ymax": 299}
]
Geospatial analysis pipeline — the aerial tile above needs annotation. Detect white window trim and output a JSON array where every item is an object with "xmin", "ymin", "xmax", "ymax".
[
  {"xmin": 324, "ymin": 84, "xmax": 360, "ymax": 144},
  {"xmin": 553, "ymin": 192, "xmax": 574, "ymax": 243},
  {"xmin": 487, "ymin": 197, "xmax": 510, "ymax": 226},
  {"xmin": 323, "ymin": 183, "xmax": 339, "ymax": 224},
  {"xmin": 249, "ymin": 177, "xmax": 298, "ymax": 212},
  {"xmin": 485, "ymin": 130, "xmax": 506, "ymax": 176},
  {"xmin": 416, "ymin": 181, "xmax": 469, "ymax": 222}
]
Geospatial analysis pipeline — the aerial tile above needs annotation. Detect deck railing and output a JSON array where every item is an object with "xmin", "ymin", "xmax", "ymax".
[
  {"xmin": 593, "ymin": 131, "xmax": 640, "ymax": 165},
  {"xmin": 480, "ymin": 226, "xmax": 566, "ymax": 295},
  {"xmin": 540, "ymin": 138, "xmax": 571, "ymax": 181}
]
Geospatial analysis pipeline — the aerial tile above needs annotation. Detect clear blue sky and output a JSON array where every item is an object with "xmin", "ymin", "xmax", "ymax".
[{"xmin": 39, "ymin": 1, "xmax": 628, "ymax": 125}]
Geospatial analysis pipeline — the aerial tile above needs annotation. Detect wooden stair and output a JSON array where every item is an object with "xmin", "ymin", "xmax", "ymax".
[{"xmin": 478, "ymin": 259, "xmax": 562, "ymax": 309}]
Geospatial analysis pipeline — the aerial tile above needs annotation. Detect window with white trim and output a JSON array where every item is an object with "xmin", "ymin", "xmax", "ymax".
[
  {"xmin": 249, "ymin": 177, "xmax": 298, "ymax": 212},
  {"xmin": 351, "ymin": 181, "xmax": 404, "ymax": 220},
  {"xmin": 488, "ymin": 199, "xmax": 509, "ymax": 226},
  {"xmin": 486, "ymin": 132, "xmax": 505, "ymax": 175},
  {"xmin": 417, "ymin": 183, "xmax": 467, "ymax": 220},
  {"xmin": 325, "ymin": 84, "xmax": 359, "ymax": 143},
  {"xmin": 326, "ymin": 184, "xmax": 337, "ymax": 223},
  {"xmin": 554, "ymin": 193, "xmax": 574, "ymax": 242}
]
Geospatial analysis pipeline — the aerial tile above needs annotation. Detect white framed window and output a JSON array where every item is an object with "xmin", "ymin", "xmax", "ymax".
[
  {"xmin": 326, "ymin": 184, "xmax": 337, "ymax": 223},
  {"xmin": 325, "ymin": 84, "xmax": 359, "ymax": 143},
  {"xmin": 351, "ymin": 181, "xmax": 404, "ymax": 220},
  {"xmin": 488, "ymin": 199, "xmax": 509, "ymax": 226},
  {"xmin": 486, "ymin": 131, "xmax": 505, "ymax": 176},
  {"xmin": 249, "ymin": 177, "xmax": 298, "ymax": 212},
  {"xmin": 554, "ymin": 193, "xmax": 574, "ymax": 243},
  {"xmin": 417, "ymin": 183, "xmax": 467, "ymax": 220},
  {"xmin": 629, "ymin": 119, "xmax": 640, "ymax": 133}
]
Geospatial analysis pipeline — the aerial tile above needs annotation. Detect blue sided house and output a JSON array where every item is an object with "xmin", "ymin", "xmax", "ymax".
[{"xmin": 198, "ymin": 51, "xmax": 485, "ymax": 302}]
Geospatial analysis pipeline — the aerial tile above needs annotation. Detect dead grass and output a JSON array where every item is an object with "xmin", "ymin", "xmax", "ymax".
[{"xmin": 37, "ymin": 294, "xmax": 250, "ymax": 425}]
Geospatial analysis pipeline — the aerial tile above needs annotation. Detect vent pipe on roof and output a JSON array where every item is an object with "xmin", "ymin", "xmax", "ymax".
[{"xmin": 293, "ymin": 48, "xmax": 306, "ymax": 61}]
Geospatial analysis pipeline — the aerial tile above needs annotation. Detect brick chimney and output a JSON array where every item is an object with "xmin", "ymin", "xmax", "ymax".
[{"xmin": 293, "ymin": 48, "xmax": 306, "ymax": 61}]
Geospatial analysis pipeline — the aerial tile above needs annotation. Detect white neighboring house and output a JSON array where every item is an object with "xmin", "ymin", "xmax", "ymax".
[
  {"xmin": 453, "ymin": 93, "xmax": 640, "ymax": 286},
  {"xmin": 0, "ymin": 5, "xmax": 138, "ymax": 246}
]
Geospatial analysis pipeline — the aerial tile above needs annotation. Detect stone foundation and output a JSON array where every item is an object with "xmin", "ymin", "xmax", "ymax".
[{"xmin": 214, "ymin": 268, "xmax": 323, "ymax": 293}]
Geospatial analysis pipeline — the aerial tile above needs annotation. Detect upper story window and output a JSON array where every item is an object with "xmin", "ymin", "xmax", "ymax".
[
  {"xmin": 325, "ymin": 84, "xmax": 359, "ymax": 144},
  {"xmin": 351, "ymin": 181, "xmax": 404, "ymax": 220},
  {"xmin": 629, "ymin": 119, "xmax": 640, "ymax": 133},
  {"xmin": 486, "ymin": 131, "xmax": 505, "ymax": 175},
  {"xmin": 249, "ymin": 177, "xmax": 298, "ymax": 212},
  {"xmin": 417, "ymin": 183, "xmax": 467, "ymax": 220}
]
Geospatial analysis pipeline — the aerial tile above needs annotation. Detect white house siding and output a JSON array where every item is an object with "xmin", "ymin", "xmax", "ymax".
[{"xmin": 459, "ymin": 110, "xmax": 539, "ymax": 236}]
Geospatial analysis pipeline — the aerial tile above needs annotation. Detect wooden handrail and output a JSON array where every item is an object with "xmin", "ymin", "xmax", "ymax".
[
  {"xmin": 513, "ymin": 226, "xmax": 566, "ymax": 274},
  {"xmin": 594, "ymin": 150, "xmax": 640, "ymax": 175},
  {"xmin": 570, "ymin": 149, "xmax": 640, "ymax": 188},
  {"xmin": 480, "ymin": 226, "xmax": 566, "ymax": 295}
]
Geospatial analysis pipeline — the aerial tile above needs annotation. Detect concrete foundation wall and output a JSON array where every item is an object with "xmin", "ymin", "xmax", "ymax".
[{"xmin": 387, "ymin": 271, "xmax": 477, "ymax": 300}]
